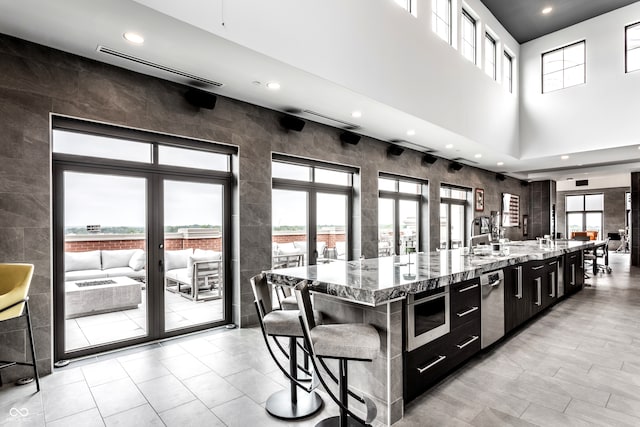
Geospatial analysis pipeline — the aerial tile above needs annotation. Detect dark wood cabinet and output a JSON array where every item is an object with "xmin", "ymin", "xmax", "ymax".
[
  {"xmin": 541, "ymin": 258, "xmax": 559, "ymax": 309},
  {"xmin": 404, "ymin": 278, "xmax": 481, "ymax": 403},
  {"xmin": 526, "ymin": 259, "xmax": 547, "ymax": 316},
  {"xmin": 564, "ymin": 251, "xmax": 584, "ymax": 295},
  {"xmin": 504, "ymin": 263, "xmax": 529, "ymax": 333}
]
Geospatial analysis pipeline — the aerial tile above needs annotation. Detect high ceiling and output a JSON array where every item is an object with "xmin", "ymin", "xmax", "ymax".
[
  {"xmin": 0, "ymin": 0, "xmax": 639, "ymax": 185},
  {"xmin": 480, "ymin": 0, "xmax": 640, "ymax": 43}
]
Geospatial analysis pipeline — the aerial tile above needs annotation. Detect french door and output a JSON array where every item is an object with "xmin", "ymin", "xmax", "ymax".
[{"xmin": 52, "ymin": 119, "xmax": 232, "ymax": 361}]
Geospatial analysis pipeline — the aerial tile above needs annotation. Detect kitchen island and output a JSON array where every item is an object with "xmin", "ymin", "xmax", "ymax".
[{"xmin": 265, "ymin": 240, "xmax": 594, "ymax": 426}]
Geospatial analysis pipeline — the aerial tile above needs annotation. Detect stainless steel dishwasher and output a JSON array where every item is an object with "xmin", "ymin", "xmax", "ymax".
[{"xmin": 480, "ymin": 269, "xmax": 505, "ymax": 348}]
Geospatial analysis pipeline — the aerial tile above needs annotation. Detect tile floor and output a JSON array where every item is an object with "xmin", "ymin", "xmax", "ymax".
[
  {"xmin": 65, "ymin": 290, "xmax": 223, "ymax": 350},
  {"xmin": 2, "ymin": 253, "xmax": 639, "ymax": 426}
]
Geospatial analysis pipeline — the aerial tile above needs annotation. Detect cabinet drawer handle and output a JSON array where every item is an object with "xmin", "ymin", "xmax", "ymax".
[
  {"xmin": 456, "ymin": 306, "xmax": 479, "ymax": 317},
  {"xmin": 456, "ymin": 335, "xmax": 479, "ymax": 349},
  {"xmin": 417, "ymin": 355, "xmax": 446, "ymax": 373},
  {"xmin": 458, "ymin": 284, "xmax": 479, "ymax": 293},
  {"xmin": 531, "ymin": 265, "xmax": 544, "ymax": 270},
  {"xmin": 548, "ymin": 261, "xmax": 557, "ymax": 266}
]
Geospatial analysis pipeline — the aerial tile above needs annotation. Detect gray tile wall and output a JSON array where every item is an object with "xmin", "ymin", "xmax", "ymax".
[
  {"xmin": 529, "ymin": 180, "xmax": 556, "ymax": 238},
  {"xmin": 556, "ymin": 187, "xmax": 629, "ymax": 249},
  {"xmin": 0, "ymin": 34, "xmax": 531, "ymax": 381}
]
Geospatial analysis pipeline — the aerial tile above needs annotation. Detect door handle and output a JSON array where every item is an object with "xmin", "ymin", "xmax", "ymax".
[
  {"xmin": 549, "ymin": 271, "xmax": 556, "ymax": 298},
  {"xmin": 516, "ymin": 266, "xmax": 523, "ymax": 299},
  {"xmin": 571, "ymin": 264, "xmax": 575, "ymax": 285},
  {"xmin": 535, "ymin": 278, "xmax": 542, "ymax": 306}
]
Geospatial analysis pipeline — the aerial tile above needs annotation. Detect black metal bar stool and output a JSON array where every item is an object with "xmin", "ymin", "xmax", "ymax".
[
  {"xmin": 250, "ymin": 273, "xmax": 323, "ymax": 419},
  {"xmin": 294, "ymin": 282, "xmax": 380, "ymax": 427}
]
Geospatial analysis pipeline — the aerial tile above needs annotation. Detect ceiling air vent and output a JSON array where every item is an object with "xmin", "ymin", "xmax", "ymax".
[
  {"xmin": 96, "ymin": 46, "xmax": 224, "ymax": 88},
  {"xmin": 576, "ymin": 179, "xmax": 589, "ymax": 187},
  {"xmin": 302, "ymin": 110, "xmax": 360, "ymax": 130}
]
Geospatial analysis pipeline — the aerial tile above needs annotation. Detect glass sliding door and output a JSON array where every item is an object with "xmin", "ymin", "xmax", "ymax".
[
  {"xmin": 379, "ymin": 198, "xmax": 395, "ymax": 256},
  {"xmin": 399, "ymin": 200, "xmax": 419, "ymax": 253},
  {"xmin": 62, "ymin": 171, "xmax": 148, "ymax": 352}
]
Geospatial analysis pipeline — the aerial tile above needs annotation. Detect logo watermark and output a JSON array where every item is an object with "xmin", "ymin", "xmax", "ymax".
[{"xmin": 9, "ymin": 408, "xmax": 29, "ymax": 417}]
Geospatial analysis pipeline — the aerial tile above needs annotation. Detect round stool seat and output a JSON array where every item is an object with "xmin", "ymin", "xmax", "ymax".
[
  {"xmin": 263, "ymin": 309, "xmax": 323, "ymax": 337},
  {"xmin": 310, "ymin": 323, "xmax": 380, "ymax": 361}
]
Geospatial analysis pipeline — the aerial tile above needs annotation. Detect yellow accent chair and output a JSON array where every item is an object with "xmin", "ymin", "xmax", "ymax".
[{"xmin": 0, "ymin": 263, "xmax": 39, "ymax": 391}]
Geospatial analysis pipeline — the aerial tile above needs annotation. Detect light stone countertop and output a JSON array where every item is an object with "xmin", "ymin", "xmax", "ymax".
[{"xmin": 265, "ymin": 240, "xmax": 596, "ymax": 306}]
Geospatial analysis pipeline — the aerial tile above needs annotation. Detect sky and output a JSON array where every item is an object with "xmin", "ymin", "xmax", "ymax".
[{"xmin": 64, "ymin": 172, "xmax": 222, "ymax": 228}]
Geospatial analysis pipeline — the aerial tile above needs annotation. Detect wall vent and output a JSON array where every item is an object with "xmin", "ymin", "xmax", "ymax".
[
  {"xmin": 575, "ymin": 179, "xmax": 589, "ymax": 186},
  {"xmin": 96, "ymin": 46, "xmax": 224, "ymax": 88}
]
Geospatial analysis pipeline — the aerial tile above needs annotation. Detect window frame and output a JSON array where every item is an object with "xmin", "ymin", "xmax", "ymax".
[
  {"xmin": 565, "ymin": 193, "xmax": 604, "ymax": 238},
  {"xmin": 272, "ymin": 155, "xmax": 356, "ymax": 264},
  {"xmin": 431, "ymin": 0, "xmax": 452, "ymax": 45},
  {"xmin": 378, "ymin": 173, "xmax": 428, "ymax": 255},
  {"xmin": 503, "ymin": 51, "xmax": 514, "ymax": 92},
  {"xmin": 440, "ymin": 184, "xmax": 471, "ymax": 250},
  {"xmin": 485, "ymin": 32, "xmax": 497, "ymax": 80},
  {"xmin": 625, "ymin": 21, "xmax": 640, "ymax": 73},
  {"xmin": 461, "ymin": 9, "xmax": 477, "ymax": 64},
  {"xmin": 541, "ymin": 40, "xmax": 586, "ymax": 93}
]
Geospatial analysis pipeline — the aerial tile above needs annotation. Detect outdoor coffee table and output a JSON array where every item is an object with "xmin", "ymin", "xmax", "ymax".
[{"xmin": 65, "ymin": 276, "xmax": 142, "ymax": 319}]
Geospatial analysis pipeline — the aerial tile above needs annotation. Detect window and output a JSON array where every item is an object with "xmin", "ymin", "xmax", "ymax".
[
  {"xmin": 542, "ymin": 41, "xmax": 586, "ymax": 93},
  {"xmin": 485, "ymin": 33, "xmax": 497, "ymax": 80},
  {"xmin": 272, "ymin": 156, "xmax": 355, "ymax": 265},
  {"xmin": 432, "ymin": 0, "xmax": 451, "ymax": 44},
  {"xmin": 394, "ymin": 0, "xmax": 417, "ymax": 16},
  {"xmin": 440, "ymin": 185, "xmax": 471, "ymax": 249},
  {"xmin": 379, "ymin": 174, "xmax": 427, "ymax": 256},
  {"xmin": 566, "ymin": 194, "xmax": 603, "ymax": 238},
  {"xmin": 461, "ymin": 10, "xmax": 476, "ymax": 64},
  {"xmin": 503, "ymin": 51, "xmax": 513, "ymax": 92},
  {"xmin": 626, "ymin": 22, "xmax": 640, "ymax": 73}
]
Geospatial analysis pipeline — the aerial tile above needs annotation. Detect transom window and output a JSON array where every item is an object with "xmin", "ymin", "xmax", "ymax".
[
  {"xmin": 542, "ymin": 41, "xmax": 586, "ymax": 93},
  {"xmin": 503, "ymin": 51, "xmax": 513, "ymax": 92},
  {"xmin": 432, "ymin": 0, "xmax": 451, "ymax": 44},
  {"xmin": 461, "ymin": 10, "xmax": 477, "ymax": 64},
  {"xmin": 626, "ymin": 22, "xmax": 640, "ymax": 73},
  {"xmin": 485, "ymin": 33, "xmax": 497, "ymax": 80}
]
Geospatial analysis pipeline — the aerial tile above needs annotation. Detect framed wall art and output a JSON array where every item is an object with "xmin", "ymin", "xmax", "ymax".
[{"xmin": 475, "ymin": 188, "xmax": 484, "ymax": 212}]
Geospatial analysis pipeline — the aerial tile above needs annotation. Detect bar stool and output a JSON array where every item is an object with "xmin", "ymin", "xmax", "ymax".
[
  {"xmin": 294, "ymin": 282, "xmax": 380, "ymax": 427},
  {"xmin": 250, "ymin": 273, "xmax": 323, "ymax": 419},
  {"xmin": 0, "ymin": 263, "xmax": 39, "ymax": 391}
]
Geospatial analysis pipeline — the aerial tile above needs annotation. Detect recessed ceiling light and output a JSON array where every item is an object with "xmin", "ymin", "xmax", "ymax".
[
  {"xmin": 351, "ymin": 111, "xmax": 362, "ymax": 118},
  {"xmin": 561, "ymin": 155, "xmax": 570, "ymax": 160},
  {"xmin": 474, "ymin": 153, "xmax": 482, "ymax": 158},
  {"xmin": 497, "ymin": 161, "xmax": 504, "ymax": 166},
  {"xmin": 407, "ymin": 129, "xmax": 416, "ymax": 136},
  {"xmin": 542, "ymin": 7, "xmax": 553, "ymax": 14},
  {"xmin": 123, "ymin": 32, "xmax": 144, "ymax": 45},
  {"xmin": 266, "ymin": 82, "xmax": 281, "ymax": 90},
  {"xmin": 445, "ymin": 144, "xmax": 454, "ymax": 149}
]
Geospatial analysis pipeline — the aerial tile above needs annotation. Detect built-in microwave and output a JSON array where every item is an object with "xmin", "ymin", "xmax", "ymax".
[{"xmin": 406, "ymin": 287, "xmax": 450, "ymax": 352}]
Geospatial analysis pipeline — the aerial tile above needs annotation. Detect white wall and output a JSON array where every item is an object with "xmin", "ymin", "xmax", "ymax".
[
  {"xmin": 520, "ymin": 2, "xmax": 640, "ymax": 159},
  {"xmin": 134, "ymin": 0, "xmax": 521, "ymax": 156}
]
